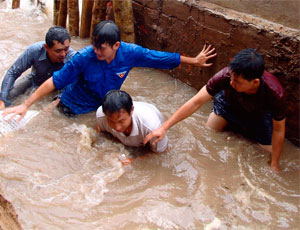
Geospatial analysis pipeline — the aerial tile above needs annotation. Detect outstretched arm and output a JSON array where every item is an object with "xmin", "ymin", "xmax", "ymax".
[
  {"xmin": 271, "ymin": 118, "xmax": 286, "ymax": 172},
  {"xmin": 144, "ymin": 85, "xmax": 212, "ymax": 145},
  {"xmin": 180, "ymin": 44, "xmax": 217, "ymax": 67},
  {"xmin": 2, "ymin": 77, "xmax": 56, "ymax": 120}
]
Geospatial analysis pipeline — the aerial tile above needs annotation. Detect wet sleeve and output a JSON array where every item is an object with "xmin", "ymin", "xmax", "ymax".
[
  {"xmin": 0, "ymin": 43, "xmax": 40, "ymax": 106},
  {"xmin": 206, "ymin": 67, "xmax": 230, "ymax": 96},
  {"xmin": 53, "ymin": 52, "xmax": 85, "ymax": 90},
  {"xmin": 270, "ymin": 91, "xmax": 287, "ymax": 121},
  {"xmin": 131, "ymin": 44, "xmax": 181, "ymax": 69}
]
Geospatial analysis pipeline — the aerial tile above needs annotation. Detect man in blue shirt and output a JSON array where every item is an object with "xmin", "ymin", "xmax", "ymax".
[
  {"xmin": 3, "ymin": 20, "xmax": 216, "ymax": 118},
  {"xmin": 0, "ymin": 26, "xmax": 76, "ymax": 109}
]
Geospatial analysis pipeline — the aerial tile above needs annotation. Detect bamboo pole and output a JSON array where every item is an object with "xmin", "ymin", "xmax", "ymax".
[
  {"xmin": 112, "ymin": 0, "xmax": 135, "ymax": 43},
  {"xmin": 57, "ymin": 0, "xmax": 67, "ymax": 28},
  {"xmin": 90, "ymin": 0, "xmax": 110, "ymax": 39},
  {"xmin": 12, "ymin": 0, "xmax": 20, "ymax": 9},
  {"xmin": 68, "ymin": 0, "xmax": 79, "ymax": 36},
  {"xmin": 53, "ymin": 0, "xmax": 60, "ymax": 25},
  {"xmin": 80, "ymin": 0, "xmax": 94, "ymax": 38}
]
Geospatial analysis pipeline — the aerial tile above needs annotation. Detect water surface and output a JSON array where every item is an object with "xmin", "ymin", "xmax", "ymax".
[{"xmin": 0, "ymin": 2, "xmax": 299, "ymax": 229}]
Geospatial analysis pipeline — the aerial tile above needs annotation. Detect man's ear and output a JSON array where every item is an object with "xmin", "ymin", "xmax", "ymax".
[
  {"xmin": 113, "ymin": 41, "xmax": 121, "ymax": 50},
  {"xmin": 253, "ymin": 78, "xmax": 260, "ymax": 87},
  {"xmin": 44, "ymin": 44, "xmax": 49, "ymax": 52}
]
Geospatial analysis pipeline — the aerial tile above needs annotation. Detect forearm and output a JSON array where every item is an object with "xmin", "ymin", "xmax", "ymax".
[
  {"xmin": 23, "ymin": 77, "xmax": 56, "ymax": 108},
  {"xmin": 162, "ymin": 86, "xmax": 211, "ymax": 131},
  {"xmin": 271, "ymin": 129, "xmax": 285, "ymax": 166},
  {"xmin": 271, "ymin": 118, "xmax": 286, "ymax": 170},
  {"xmin": 180, "ymin": 56, "xmax": 196, "ymax": 65},
  {"xmin": 162, "ymin": 101, "xmax": 200, "ymax": 131}
]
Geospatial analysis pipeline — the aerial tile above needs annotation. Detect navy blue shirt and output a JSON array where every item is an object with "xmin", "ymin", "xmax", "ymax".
[
  {"xmin": 53, "ymin": 42, "xmax": 181, "ymax": 114},
  {"xmin": 0, "ymin": 41, "xmax": 76, "ymax": 106}
]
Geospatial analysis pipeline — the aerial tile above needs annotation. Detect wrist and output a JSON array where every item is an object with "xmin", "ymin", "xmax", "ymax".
[{"xmin": 23, "ymin": 99, "xmax": 31, "ymax": 108}]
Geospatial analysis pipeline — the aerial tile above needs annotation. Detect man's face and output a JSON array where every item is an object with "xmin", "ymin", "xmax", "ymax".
[
  {"xmin": 105, "ymin": 108, "xmax": 133, "ymax": 135},
  {"xmin": 45, "ymin": 39, "xmax": 70, "ymax": 63},
  {"xmin": 230, "ymin": 72, "xmax": 259, "ymax": 94},
  {"xmin": 93, "ymin": 42, "xmax": 120, "ymax": 64}
]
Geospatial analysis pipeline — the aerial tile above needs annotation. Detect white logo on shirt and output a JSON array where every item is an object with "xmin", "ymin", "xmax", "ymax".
[{"xmin": 116, "ymin": 71, "xmax": 127, "ymax": 78}]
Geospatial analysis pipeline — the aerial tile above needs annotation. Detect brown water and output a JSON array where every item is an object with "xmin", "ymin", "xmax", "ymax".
[{"xmin": 0, "ymin": 2, "xmax": 299, "ymax": 229}]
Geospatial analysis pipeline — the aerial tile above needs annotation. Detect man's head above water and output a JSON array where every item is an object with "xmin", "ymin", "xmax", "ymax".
[
  {"xmin": 44, "ymin": 26, "xmax": 71, "ymax": 63},
  {"xmin": 92, "ymin": 20, "xmax": 121, "ymax": 63},
  {"xmin": 102, "ymin": 90, "xmax": 134, "ymax": 135},
  {"xmin": 229, "ymin": 48, "xmax": 265, "ymax": 94}
]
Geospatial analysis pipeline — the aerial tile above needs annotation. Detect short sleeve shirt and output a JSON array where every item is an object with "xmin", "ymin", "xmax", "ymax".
[
  {"xmin": 206, "ymin": 67, "xmax": 286, "ymax": 121},
  {"xmin": 96, "ymin": 102, "xmax": 168, "ymax": 152}
]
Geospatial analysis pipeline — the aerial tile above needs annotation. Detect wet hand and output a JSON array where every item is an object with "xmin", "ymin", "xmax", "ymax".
[
  {"xmin": 271, "ymin": 161, "xmax": 281, "ymax": 173},
  {"xmin": 2, "ymin": 103, "xmax": 28, "ymax": 122},
  {"xmin": 143, "ymin": 127, "xmax": 167, "ymax": 146},
  {"xmin": 194, "ymin": 44, "xmax": 217, "ymax": 67},
  {"xmin": 118, "ymin": 154, "xmax": 133, "ymax": 165},
  {"xmin": 0, "ymin": 100, "xmax": 5, "ymax": 110}
]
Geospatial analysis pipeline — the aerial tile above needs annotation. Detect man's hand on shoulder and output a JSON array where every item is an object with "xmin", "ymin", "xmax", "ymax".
[
  {"xmin": 144, "ymin": 126, "xmax": 167, "ymax": 146},
  {"xmin": 0, "ymin": 100, "xmax": 5, "ymax": 110}
]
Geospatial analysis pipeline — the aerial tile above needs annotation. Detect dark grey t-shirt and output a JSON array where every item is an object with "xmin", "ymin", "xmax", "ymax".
[{"xmin": 0, "ymin": 41, "xmax": 76, "ymax": 105}]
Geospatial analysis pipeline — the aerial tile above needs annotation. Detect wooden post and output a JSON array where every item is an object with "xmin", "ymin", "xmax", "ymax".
[
  {"xmin": 80, "ymin": 0, "xmax": 94, "ymax": 38},
  {"xmin": 90, "ymin": 0, "xmax": 110, "ymax": 39},
  {"xmin": 12, "ymin": 0, "xmax": 20, "ymax": 9},
  {"xmin": 53, "ymin": 0, "xmax": 60, "ymax": 25},
  {"xmin": 112, "ymin": 0, "xmax": 135, "ymax": 43},
  {"xmin": 57, "ymin": 0, "xmax": 68, "ymax": 28},
  {"xmin": 68, "ymin": 0, "xmax": 80, "ymax": 36}
]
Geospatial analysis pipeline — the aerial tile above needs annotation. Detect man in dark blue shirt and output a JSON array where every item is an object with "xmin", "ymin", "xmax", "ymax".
[
  {"xmin": 3, "ymin": 20, "xmax": 216, "ymax": 118},
  {"xmin": 0, "ymin": 26, "xmax": 76, "ymax": 109}
]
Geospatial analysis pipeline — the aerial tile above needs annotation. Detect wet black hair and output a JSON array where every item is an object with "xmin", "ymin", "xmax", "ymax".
[
  {"xmin": 92, "ymin": 20, "xmax": 120, "ymax": 48},
  {"xmin": 229, "ymin": 48, "xmax": 265, "ymax": 81},
  {"xmin": 102, "ymin": 90, "xmax": 133, "ymax": 115},
  {"xmin": 45, "ymin": 26, "xmax": 71, "ymax": 48}
]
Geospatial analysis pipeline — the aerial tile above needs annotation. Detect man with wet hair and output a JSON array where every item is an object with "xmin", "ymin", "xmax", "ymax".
[
  {"xmin": 3, "ymin": 20, "xmax": 216, "ymax": 117},
  {"xmin": 144, "ymin": 49, "xmax": 286, "ymax": 172},
  {"xmin": 0, "ymin": 26, "xmax": 76, "ymax": 109},
  {"xmin": 96, "ymin": 90, "xmax": 168, "ymax": 153}
]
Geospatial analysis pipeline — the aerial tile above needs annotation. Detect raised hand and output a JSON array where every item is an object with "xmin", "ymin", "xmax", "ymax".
[{"xmin": 194, "ymin": 44, "xmax": 217, "ymax": 67}]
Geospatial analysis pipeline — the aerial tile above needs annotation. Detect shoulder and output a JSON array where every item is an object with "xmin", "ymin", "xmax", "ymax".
[
  {"xmin": 96, "ymin": 106, "xmax": 105, "ymax": 119},
  {"xmin": 133, "ymin": 102, "xmax": 163, "ymax": 126},
  {"xmin": 119, "ymin": 42, "xmax": 144, "ymax": 56},
  {"xmin": 213, "ymin": 67, "xmax": 230, "ymax": 80},
  {"xmin": 66, "ymin": 47, "xmax": 77, "ymax": 58},
  {"xmin": 206, "ymin": 67, "xmax": 230, "ymax": 95},
  {"xmin": 262, "ymin": 71, "xmax": 285, "ymax": 98},
  {"xmin": 26, "ymin": 41, "xmax": 45, "ymax": 53},
  {"xmin": 70, "ymin": 45, "xmax": 96, "ymax": 63}
]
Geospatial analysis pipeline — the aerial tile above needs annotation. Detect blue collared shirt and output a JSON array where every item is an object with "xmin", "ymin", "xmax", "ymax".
[
  {"xmin": 0, "ymin": 41, "xmax": 76, "ymax": 106},
  {"xmin": 53, "ymin": 42, "xmax": 181, "ymax": 114}
]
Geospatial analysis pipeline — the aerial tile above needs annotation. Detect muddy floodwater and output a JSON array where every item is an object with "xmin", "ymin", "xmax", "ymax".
[{"xmin": 0, "ymin": 1, "xmax": 299, "ymax": 230}]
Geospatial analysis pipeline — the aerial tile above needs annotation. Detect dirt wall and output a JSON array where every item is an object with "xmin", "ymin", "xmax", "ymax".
[
  {"xmin": 203, "ymin": 0, "xmax": 299, "ymax": 30},
  {"xmin": 132, "ymin": 0, "xmax": 300, "ymax": 146}
]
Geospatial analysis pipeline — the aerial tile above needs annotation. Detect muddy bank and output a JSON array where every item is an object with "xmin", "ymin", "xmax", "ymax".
[{"xmin": 132, "ymin": 0, "xmax": 300, "ymax": 146}]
